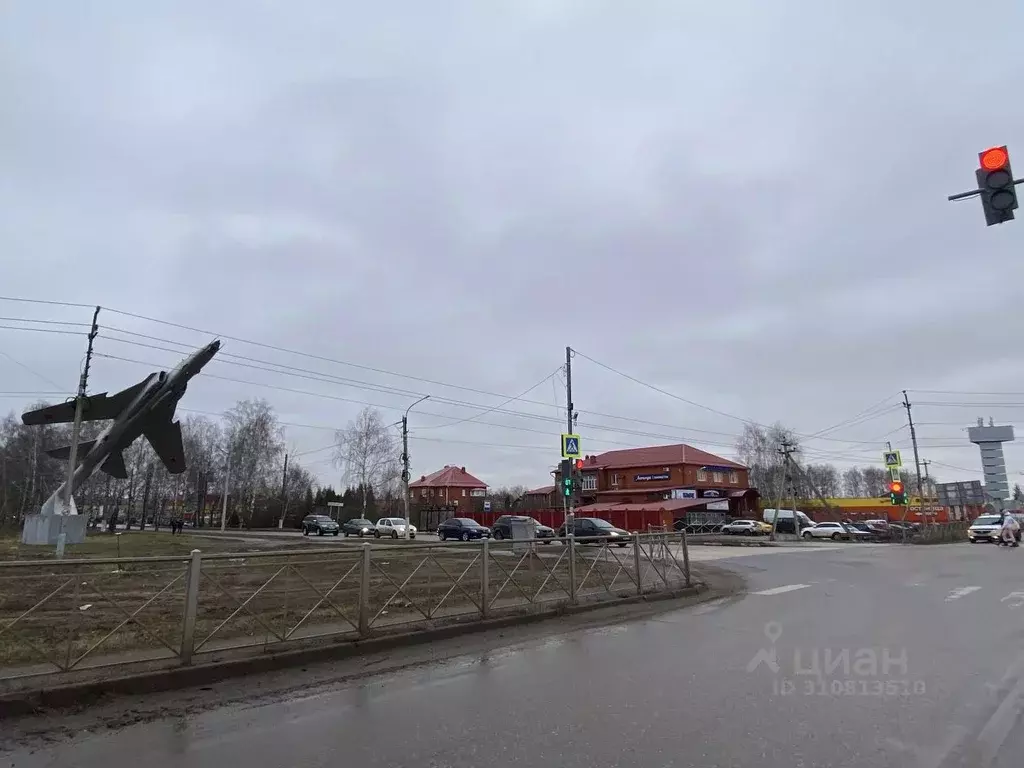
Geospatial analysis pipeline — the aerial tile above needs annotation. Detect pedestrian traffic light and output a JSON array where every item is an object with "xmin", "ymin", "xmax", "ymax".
[
  {"xmin": 560, "ymin": 459, "xmax": 573, "ymax": 497},
  {"xmin": 976, "ymin": 146, "xmax": 1018, "ymax": 226},
  {"xmin": 889, "ymin": 480, "xmax": 907, "ymax": 506}
]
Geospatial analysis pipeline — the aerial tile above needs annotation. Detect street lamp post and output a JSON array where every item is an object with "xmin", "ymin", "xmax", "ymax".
[
  {"xmin": 220, "ymin": 446, "xmax": 232, "ymax": 532},
  {"xmin": 402, "ymin": 395, "xmax": 430, "ymax": 539}
]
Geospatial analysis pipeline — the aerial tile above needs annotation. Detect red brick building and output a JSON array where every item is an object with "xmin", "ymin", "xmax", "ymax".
[
  {"xmin": 409, "ymin": 465, "xmax": 488, "ymax": 506},
  {"xmin": 558, "ymin": 444, "xmax": 757, "ymax": 517}
]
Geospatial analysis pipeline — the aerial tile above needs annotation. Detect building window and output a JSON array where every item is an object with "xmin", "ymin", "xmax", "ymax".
[
  {"xmin": 696, "ymin": 469, "xmax": 707, "ymax": 482},
  {"xmin": 713, "ymin": 472, "xmax": 723, "ymax": 483},
  {"xmin": 462, "ymin": 489, "xmax": 466, "ymax": 497},
  {"xmin": 729, "ymin": 472, "xmax": 738, "ymax": 484},
  {"xmin": 610, "ymin": 473, "xmax": 620, "ymax": 487},
  {"xmin": 582, "ymin": 474, "xmax": 597, "ymax": 491}
]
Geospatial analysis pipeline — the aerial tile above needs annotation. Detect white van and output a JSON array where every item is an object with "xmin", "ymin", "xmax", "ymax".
[{"xmin": 762, "ymin": 508, "xmax": 814, "ymax": 533}]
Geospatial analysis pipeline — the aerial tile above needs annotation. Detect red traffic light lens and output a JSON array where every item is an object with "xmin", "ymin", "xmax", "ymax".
[
  {"xmin": 890, "ymin": 481, "xmax": 903, "ymax": 493},
  {"xmin": 574, "ymin": 459, "xmax": 584, "ymax": 469},
  {"xmin": 980, "ymin": 146, "xmax": 1009, "ymax": 171}
]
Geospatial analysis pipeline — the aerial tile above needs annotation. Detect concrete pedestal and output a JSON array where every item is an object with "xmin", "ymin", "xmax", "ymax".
[{"xmin": 21, "ymin": 513, "xmax": 88, "ymax": 545}]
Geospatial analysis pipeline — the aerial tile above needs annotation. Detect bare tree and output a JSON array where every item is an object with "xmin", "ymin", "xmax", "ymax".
[
  {"xmin": 802, "ymin": 463, "xmax": 840, "ymax": 498},
  {"xmin": 862, "ymin": 467, "xmax": 889, "ymax": 497},
  {"xmin": 224, "ymin": 399, "xmax": 285, "ymax": 527},
  {"xmin": 841, "ymin": 467, "xmax": 864, "ymax": 497},
  {"xmin": 735, "ymin": 422, "xmax": 799, "ymax": 506},
  {"xmin": 334, "ymin": 407, "xmax": 400, "ymax": 515}
]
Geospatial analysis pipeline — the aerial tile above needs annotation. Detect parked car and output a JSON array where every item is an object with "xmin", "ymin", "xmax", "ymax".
[
  {"xmin": 841, "ymin": 521, "xmax": 876, "ymax": 542},
  {"xmin": 968, "ymin": 514, "xmax": 1005, "ymax": 543},
  {"xmin": 762, "ymin": 508, "xmax": 815, "ymax": 534},
  {"xmin": 342, "ymin": 518, "xmax": 375, "ymax": 537},
  {"xmin": 888, "ymin": 522, "xmax": 919, "ymax": 539},
  {"xmin": 302, "ymin": 514, "xmax": 340, "ymax": 536},
  {"xmin": 721, "ymin": 519, "xmax": 761, "ymax": 536},
  {"xmin": 437, "ymin": 517, "xmax": 491, "ymax": 541},
  {"xmin": 374, "ymin": 517, "xmax": 417, "ymax": 539},
  {"xmin": 556, "ymin": 517, "xmax": 631, "ymax": 546},
  {"xmin": 801, "ymin": 521, "xmax": 850, "ymax": 541},
  {"xmin": 491, "ymin": 515, "xmax": 555, "ymax": 542}
]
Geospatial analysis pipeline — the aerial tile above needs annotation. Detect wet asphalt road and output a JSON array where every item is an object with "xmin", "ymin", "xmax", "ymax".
[{"xmin": 7, "ymin": 542, "xmax": 1024, "ymax": 767}]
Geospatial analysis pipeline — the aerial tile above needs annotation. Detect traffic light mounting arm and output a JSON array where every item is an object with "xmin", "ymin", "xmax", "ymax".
[{"xmin": 947, "ymin": 176, "xmax": 1024, "ymax": 202}]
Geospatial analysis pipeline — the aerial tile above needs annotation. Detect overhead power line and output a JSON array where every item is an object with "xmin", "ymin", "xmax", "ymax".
[
  {"xmin": 0, "ymin": 296, "xmax": 96, "ymax": 310},
  {"xmin": 415, "ymin": 368, "xmax": 562, "ymax": 430},
  {"xmin": 0, "ymin": 324, "xmax": 84, "ymax": 337}
]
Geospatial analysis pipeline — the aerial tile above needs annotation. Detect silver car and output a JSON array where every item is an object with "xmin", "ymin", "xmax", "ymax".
[
  {"xmin": 968, "ymin": 514, "xmax": 1005, "ymax": 543},
  {"xmin": 801, "ymin": 522, "xmax": 850, "ymax": 541}
]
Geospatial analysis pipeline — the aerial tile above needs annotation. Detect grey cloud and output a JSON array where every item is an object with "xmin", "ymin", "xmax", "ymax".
[{"xmin": 2, "ymin": 0, "xmax": 1023, "ymax": 488}]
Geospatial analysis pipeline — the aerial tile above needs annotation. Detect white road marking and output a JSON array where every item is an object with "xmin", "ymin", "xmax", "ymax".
[
  {"xmin": 1000, "ymin": 591, "xmax": 1024, "ymax": 608},
  {"xmin": 945, "ymin": 586, "xmax": 982, "ymax": 602},
  {"xmin": 750, "ymin": 584, "xmax": 811, "ymax": 596}
]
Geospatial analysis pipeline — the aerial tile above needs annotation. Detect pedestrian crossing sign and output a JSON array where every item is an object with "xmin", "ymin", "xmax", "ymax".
[
  {"xmin": 883, "ymin": 450, "xmax": 902, "ymax": 468},
  {"xmin": 561, "ymin": 433, "xmax": 581, "ymax": 459}
]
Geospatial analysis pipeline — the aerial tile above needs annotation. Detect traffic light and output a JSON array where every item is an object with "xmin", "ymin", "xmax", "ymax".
[
  {"xmin": 560, "ymin": 459, "xmax": 573, "ymax": 497},
  {"xmin": 889, "ymin": 480, "xmax": 907, "ymax": 506},
  {"xmin": 976, "ymin": 146, "xmax": 1018, "ymax": 226},
  {"xmin": 572, "ymin": 459, "xmax": 585, "ymax": 500}
]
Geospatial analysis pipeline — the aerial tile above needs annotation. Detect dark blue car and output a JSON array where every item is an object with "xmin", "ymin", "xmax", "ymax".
[{"xmin": 437, "ymin": 517, "xmax": 491, "ymax": 541}]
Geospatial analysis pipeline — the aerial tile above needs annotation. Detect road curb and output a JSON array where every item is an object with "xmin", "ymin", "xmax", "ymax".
[{"xmin": 0, "ymin": 579, "xmax": 727, "ymax": 719}]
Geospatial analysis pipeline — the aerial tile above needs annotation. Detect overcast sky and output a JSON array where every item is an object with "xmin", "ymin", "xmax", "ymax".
[{"xmin": 3, "ymin": 1, "xmax": 1024, "ymax": 491}]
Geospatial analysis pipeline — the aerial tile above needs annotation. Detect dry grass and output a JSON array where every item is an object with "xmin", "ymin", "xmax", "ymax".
[
  {"xmin": 0, "ymin": 531, "xmax": 311, "ymax": 562},
  {"xmin": 0, "ymin": 539, "xmax": 680, "ymax": 671}
]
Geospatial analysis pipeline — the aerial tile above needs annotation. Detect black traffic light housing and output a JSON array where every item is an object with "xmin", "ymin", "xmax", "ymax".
[
  {"xmin": 889, "ymin": 480, "xmax": 908, "ymax": 506},
  {"xmin": 560, "ymin": 459, "xmax": 573, "ymax": 498},
  {"xmin": 977, "ymin": 146, "xmax": 1018, "ymax": 226},
  {"xmin": 559, "ymin": 458, "xmax": 586, "ymax": 500}
]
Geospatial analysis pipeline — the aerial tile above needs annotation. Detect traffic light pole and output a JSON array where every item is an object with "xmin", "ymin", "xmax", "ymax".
[{"xmin": 565, "ymin": 346, "xmax": 575, "ymax": 534}]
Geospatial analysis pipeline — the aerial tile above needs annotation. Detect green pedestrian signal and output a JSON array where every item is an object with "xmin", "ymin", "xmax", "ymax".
[{"xmin": 560, "ymin": 459, "xmax": 573, "ymax": 497}]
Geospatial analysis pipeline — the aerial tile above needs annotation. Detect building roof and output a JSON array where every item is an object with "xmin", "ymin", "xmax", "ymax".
[
  {"xmin": 581, "ymin": 444, "xmax": 745, "ymax": 471},
  {"xmin": 409, "ymin": 465, "xmax": 487, "ymax": 489},
  {"xmin": 525, "ymin": 485, "xmax": 555, "ymax": 495}
]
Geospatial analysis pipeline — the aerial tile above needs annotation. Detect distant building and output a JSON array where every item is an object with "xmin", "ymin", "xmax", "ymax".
[
  {"xmin": 521, "ymin": 485, "xmax": 557, "ymax": 510},
  {"xmin": 409, "ymin": 465, "xmax": 487, "ymax": 506},
  {"xmin": 968, "ymin": 417, "xmax": 1015, "ymax": 503}
]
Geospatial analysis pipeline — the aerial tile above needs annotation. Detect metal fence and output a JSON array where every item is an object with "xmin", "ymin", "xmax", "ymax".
[{"xmin": 0, "ymin": 532, "xmax": 691, "ymax": 691}]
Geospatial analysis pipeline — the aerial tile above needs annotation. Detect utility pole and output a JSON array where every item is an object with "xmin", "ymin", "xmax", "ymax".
[
  {"xmin": 777, "ymin": 440, "xmax": 799, "ymax": 536},
  {"xmin": 221, "ymin": 451, "xmax": 231, "ymax": 532},
  {"xmin": 402, "ymin": 395, "xmax": 430, "ymax": 539},
  {"xmin": 278, "ymin": 452, "xmax": 289, "ymax": 529},
  {"xmin": 565, "ymin": 346, "xmax": 575, "ymax": 533},
  {"xmin": 62, "ymin": 306, "xmax": 100, "ymax": 515},
  {"xmin": 921, "ymin": 459, "xmax": 932, "ymax": 525},
  {"xmin": 902, "ymin": 390, "xmax": 924, "ymax": 530}
]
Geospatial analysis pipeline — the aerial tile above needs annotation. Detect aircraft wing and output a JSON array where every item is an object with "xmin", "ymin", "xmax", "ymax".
[
  {"xmin": 143, "ymin": 411, "xmax": 186, "ymax": 474},
  {"xmin": 21, "ymin": 379, "xmax": 151, "ymax": 426}
]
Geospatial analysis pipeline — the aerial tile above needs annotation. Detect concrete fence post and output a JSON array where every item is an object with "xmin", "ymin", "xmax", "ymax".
[
  {"xmin": 358, "ymin": 543, "xmax": 371, "ymax": 637},
  {"xmin": 568, "ymin": 535, "xmax": 577, "ymax": 605},
  {"xmin": 481, "ymin": 538, "xmax": 490, "ymax": 619},
  {"xmin": 632, "ymin": 532, "xmax": 642, "ymax": 595},
  {"xmin": 180, "ymin": 549, "xmax": 202, "ymax": 665}
]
